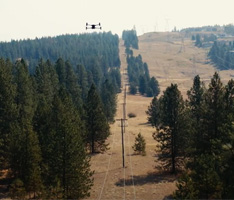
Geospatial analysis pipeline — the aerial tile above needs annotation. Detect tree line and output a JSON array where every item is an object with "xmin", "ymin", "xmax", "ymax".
[
  {"xmin": 147, "ymin": 73, "xmax": 234, "ymax": 199},
  {"xmin": 191, "ymin": 33, "xmax": 217, "ymax": 48},
  {"xmin": 122, "ymin": 30, "xmax": 160, "ymax": 97},
  {"xmin": 208, "ymin": 40, "xmax": 234, "ymax": 70},
  {"xmin": 0, "ymin": 32, "xmax": 121, "ymax": 198},
  {"xmin": 181, "ymin": 24, "xmax": 234, "ymax": 35},
  {"xmin": 181, "ymin": 25, "xmax": 221, "ymax": 33},
  {"xmin": 0, "ymin": 32, "xmax": 120, "ymax": 74},
  {"xmin": 122, "ymin": 29, "xmax": 139, "ymax": 49},
  {"xmin": 0, "ymin": 57, "xmax": 119, "ymax": 199}
]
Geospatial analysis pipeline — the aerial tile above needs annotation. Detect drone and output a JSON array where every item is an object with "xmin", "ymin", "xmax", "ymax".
[{"xmin": 86, "ymin": 23, "xmax": 102, "ymax": 30}]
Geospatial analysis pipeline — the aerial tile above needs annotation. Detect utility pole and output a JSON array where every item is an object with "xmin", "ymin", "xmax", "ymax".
[
  {"xmin": 179, "ymin": 33, "xmax": 185, "ymax": 53},
  {"xmin": 117, "ymin": 84, "xmax": 128, "ymax": 168},
  {"xmin": 122, "ymin": 103, "xmax": 126, "ymax": 133},
  {"xmin": 116, "ymin": 118, "xmax": 127, "ymax": 168}
]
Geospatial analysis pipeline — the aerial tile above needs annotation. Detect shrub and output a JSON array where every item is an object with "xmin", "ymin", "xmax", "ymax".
[
  {"xmin": 128, "ymin": 112, "xmax": 136, "ymax": 118},
  {"xmin": 132, "ymin": 133, "xmax": 146, "ymax": 156},
  {"xmin": 9, "ymin": 179, "xmax": 26, "ymax": 199},
  {"xmin": 129, "ymin": 83, "xmax": 137, "ymax": 95}
]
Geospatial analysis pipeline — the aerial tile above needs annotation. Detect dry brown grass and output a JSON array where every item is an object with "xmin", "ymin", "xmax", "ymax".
[
  {"xmin": 3, "ymin": 32, "xmax": 234, "ymax": 200},
  {"xmin": 135, "ymin": 32, "xmax": 234, "ymax": 97},
  {"xmin": 87, "ymin": 32, "xmax": 234, "ymax": 200},
  {"xmin": 87, "ymin": 35, "xmax": 176, "ymax": 200}
]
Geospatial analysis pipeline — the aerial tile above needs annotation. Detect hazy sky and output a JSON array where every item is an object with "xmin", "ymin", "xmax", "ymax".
[{"xmin": 1, "ymin": 0, "xmax": 234, "ymax": 41}]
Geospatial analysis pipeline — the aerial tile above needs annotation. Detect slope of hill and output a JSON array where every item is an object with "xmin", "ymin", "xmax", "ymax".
[
  {"xmin": 87, "ymin": 31, "xmax": 234, "ymax": 200},
  {"xmin": 86, "ymin": 39, "xmax": 176, "ymax": 200},
  {"xmin": 133, "ymin": 32, "xmax": 234, "ymax": 97}
]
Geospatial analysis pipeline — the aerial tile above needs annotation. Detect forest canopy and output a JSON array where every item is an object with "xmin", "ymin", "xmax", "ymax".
[
  {"xmin": 0, "ymin": 32, "xmax": 122, "ymax": 198},
  {"xmin": 0, "ymin": 32, "xmax": 120, "ymax": 73}
]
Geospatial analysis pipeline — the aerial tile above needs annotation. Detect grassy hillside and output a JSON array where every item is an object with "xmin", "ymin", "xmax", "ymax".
[{"xmin": 133, "ymin": 32, "xmax": 234, "ymax": 97}]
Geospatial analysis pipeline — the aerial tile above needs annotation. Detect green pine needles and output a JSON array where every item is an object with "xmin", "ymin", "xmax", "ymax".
[
  {"xmin": 147, "ymin": 72, "xmax": 234, "ymax": 198},
  {"xmin": 132, "ymin": 133, "xmax": 146, "ymax": 156}
]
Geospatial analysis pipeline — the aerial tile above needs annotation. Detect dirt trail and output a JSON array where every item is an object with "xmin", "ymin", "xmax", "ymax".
[{"xmin": 86, "ymin": 39, "xmax": 176, "ymax": 200}]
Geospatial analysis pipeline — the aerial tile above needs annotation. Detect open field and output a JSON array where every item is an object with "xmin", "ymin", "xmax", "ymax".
[
  {"xmin": 86, "ymin": 37, "xmax": 177, "ymax": 200},
  {"xmin": 88, "ymin": 32, "xmax": 234, "ymax": 199},
  {"xmin": 2, "ymin": 32, "xmax": 234, "ymax": 199},
  {"xmin": 135, "ymin": 32, "xmax": 234, "ymax": 97}
]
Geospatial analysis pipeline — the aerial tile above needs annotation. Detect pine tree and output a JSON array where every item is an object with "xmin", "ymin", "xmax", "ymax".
[
  {"xmin": 224, "ymin": 79, "xmax": 234, "ymax": 116},
  {"xmin": 9, "ymin": 178, "xmax": 26, "ymax": 199},
  {"xmin": 101, "ymin": 79, "xmax": 117, "ymax": 123},
  {"xmin": 221, "ymin": 130, "xmax": 234, "ymax": 198},
  {"xmin": 148, "ymin": 76, "xmax": 160, "ymax": 97},
  {"xmin": 90, "ymin": 59, "xmax": 102, "ymax": 88},
  {"xmin": 139, "ymin": 75, "xmax": 147, "ymax": 95},
  {"xmin": 174, "ymin": 154, "xmax": 223, "ymax": 199},
  {"xmin": 195, "ymin": 34, "xmax": 202, "ymax": 47},
  {"xmin": 48, "ymin": 87, "xmax": 93, "ymax": 199},
  {"xmin": 153, "ymin": 84, "xmax": 185, "ymax": 173},
  {"xmin": 86, "ymin": 84, "xmax": 110, "ymax": 153},
  {"xmin": 55, "ymin": 58, "xmax": 66, "ymax": 85},
  {"xmin": 75, "ymin": 64, "xmax": 88, "ymax": 100},
  {"xmin": 146, "ymin": 87, "xmax": 154, "ymax": 97},
  {"xmin": 146, "ymin": 96, "xmax": 160, "ymax": 127},
  {"xmin": 11, "ymin": 59, "xmax": 44, "ymax": 197},
  {"xmin": 187, "ymin": 75, "xmax": 205, "ymax": 156},
  {"xmin": 200, "ymin": 73, "xmax": 233, "ymax": 196},
  {"xmin": 33, "ymin": 59, "xmax": 59, "ymax": 189},
  {"xmin": 129, "ymin": 83, "xmax": 137, "ymax": 95},
  {"xmin": 187, "ymin": 75, "xmax": 204, "ymax": 124},
  {"xmin": 203, "ymin": 72, "xmax": 228, "ymax": 154},
  {"xmin": 175, "ymin": 73, "xmax": 234, "ymax": 199},
  {"xmin": 132, "ymin": 133, "xmax": 146, "ymax": 156},
  {"xmin": 0, "ymin": 58, "xmax": 17, "ymax": 168},
  {"xmin": 143, "ymin": 63, "xmax": 150, "ymax": 82},
  {"xmin": 35, "ymin": 59, "xmax": 59, "ymax": 103},
  {"xmin": 64, "ymin": 61, "xmax": 83, "ymax": 111}
]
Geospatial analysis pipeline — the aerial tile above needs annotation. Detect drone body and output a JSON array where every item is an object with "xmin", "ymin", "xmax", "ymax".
[{"xmin": 86, "ymin": 23, "xmax": 102, "ymax": 30}]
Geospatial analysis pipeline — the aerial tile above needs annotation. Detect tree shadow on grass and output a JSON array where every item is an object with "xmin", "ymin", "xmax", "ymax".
[
  {"xmin": 0, "ymin": 172, "xmax": 12, "ymax": 199},
  {"xmin": 115, "ymin": 171, "xmax": 176, "ymax": 187},
  {"xmin": 138, "ymin": 122, "xmax": 152, "ymax": 126}
]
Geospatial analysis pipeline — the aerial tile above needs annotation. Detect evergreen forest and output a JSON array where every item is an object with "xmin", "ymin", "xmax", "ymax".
[
  {"xmin": 208, "ymin": 40, "xmax": 234, "ymax": 70},
  {"xmin": 122, "ymin": 30, "xmax": 160, "ymax": 97},
  {"xmin": 0, "ymin": 32, "xmax": 121, "ymax": 199},
  {"xmin": 0, "ymin": 32, "xmax": 120, "ymax": 74},
  {"xmin": 147, "ymin": 73, "xmax": 234, "ymax": 199}
]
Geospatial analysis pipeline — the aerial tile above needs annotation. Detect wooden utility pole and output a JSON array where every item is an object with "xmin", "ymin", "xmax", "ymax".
[
  {"xmin": 121, "ymin": 85, "xmax": 127, "ymax": 133},
  {"xmin": 116, "ymin": 118, "xmax": 127, "ymax": 168}
]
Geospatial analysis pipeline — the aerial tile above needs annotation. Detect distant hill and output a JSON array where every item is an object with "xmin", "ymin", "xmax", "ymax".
[
  {"xmin": 180, "ymin": 24, "xmax": 234, "ymax": 36},
  {"xmin": 131, "ymin": 31, "xmax": 234, "ymax": 97}
]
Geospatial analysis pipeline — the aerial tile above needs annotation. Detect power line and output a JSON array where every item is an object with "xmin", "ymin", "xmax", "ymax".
[
  {"xmin": 117, "ymin": 118, "xmax": 127, "ymax": 168},
  {"xmin": 97, "ymin": 126, "xmax": 117, "ymax": 200},
  {"xmin": 212, "ymin": 54, "xmax": 234, "ymax": 71},
  {"xmin": 127, "ymin": 130, "xmax": 136, "ymax": 199},
  {"xmin": 179, "ymin": 33, "xmax": 186, "ymax": 53}
]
